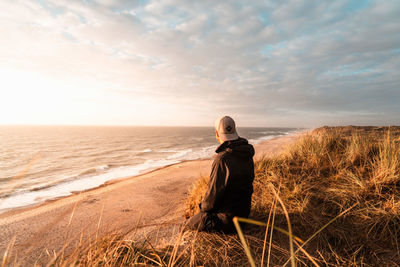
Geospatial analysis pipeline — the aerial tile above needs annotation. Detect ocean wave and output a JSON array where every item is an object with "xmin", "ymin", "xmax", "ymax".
[
  {"xmin": 249, "ymin": 136, "xmax": 274, "ymax": 145},
  {"xmin": 72, "ymin": 147, "xmax": 131, "ymax": 158},
  {"xmin": 249, "ymin": 131, "xmax": 292, "ymax": 145},
  {"xmin": 166, "ymin": 149, "xmax": 193, "ymax": 160},
  {"xmin": 0, "ymin": 158, "xmax": 180, "ymax": 213},
  {"xmin": 132, "ymin": 148, "xmax": 153, "ymax": 156},
  {"xmin": 0, "ymin": 145, "xmax": 217, "ymax": 213},
  {"xmin": 257, "ymin": 131, "xmax": 287, "ymax": 136},
  {"xmin": 159, "ymin": 146, "xmax": 216, "ymax": 161},
  {"xmin": 190, "ymin": 137, "xmax": 204, "ymax": 141},
  {"xmin": 188, "ymin": 145, "xmax": 215, "ymax": 160},
  {"xmin": 78, "ymin": 164, "xmax": 110, "ymax": 176},
  {"xmin": 158, "ymin": 149, "xmax": 179, "ymax": 153}
]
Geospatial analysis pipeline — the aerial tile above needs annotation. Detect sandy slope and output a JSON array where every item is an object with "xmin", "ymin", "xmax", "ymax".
[{"xmin": 0, "ymin": 133, "xmax": 302, "ymax": 265}]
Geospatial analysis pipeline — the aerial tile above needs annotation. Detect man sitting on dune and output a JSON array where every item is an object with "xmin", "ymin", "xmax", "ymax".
[{"xmin": 186, "ymin": 116, "xmax": 255, "ymax": 233}]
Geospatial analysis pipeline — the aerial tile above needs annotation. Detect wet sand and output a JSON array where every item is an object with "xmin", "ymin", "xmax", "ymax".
[{"xmin": 0, "ymin": 132, "xmax": 304, "ymax": 265}]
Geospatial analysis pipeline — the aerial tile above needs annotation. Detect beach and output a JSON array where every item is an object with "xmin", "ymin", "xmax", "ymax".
[{"xmin": 0, "ymin": 133, "xmax": 301, "ymax": 265}]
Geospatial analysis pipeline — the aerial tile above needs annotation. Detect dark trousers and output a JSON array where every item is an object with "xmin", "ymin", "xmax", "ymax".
[{"xmin": 186, "ymin": 212, "xmax": 236, "ymax": 233}]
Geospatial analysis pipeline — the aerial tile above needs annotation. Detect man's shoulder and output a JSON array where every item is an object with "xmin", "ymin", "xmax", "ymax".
[
  {"xmin": 213, "ymin": 150, "xmax": 230, "ymax": 164},
  {"xmin": 214, "ymin": 149, "xmax": 239, "ymax": 165},
  {"xmin": 213, "ymin": 138, "xmax": 255, "ymax": 164}
]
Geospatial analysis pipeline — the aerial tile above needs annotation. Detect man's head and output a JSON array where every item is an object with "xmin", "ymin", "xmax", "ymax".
[{"xmin": 215, "ymin": 116, "xmax": 239, "ymax": 144}]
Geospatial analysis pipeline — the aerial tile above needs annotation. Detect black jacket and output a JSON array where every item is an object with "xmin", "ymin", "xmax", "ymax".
[{"xmin": 201, "ymin": 138, "xmax": 255, "ymax": 217}]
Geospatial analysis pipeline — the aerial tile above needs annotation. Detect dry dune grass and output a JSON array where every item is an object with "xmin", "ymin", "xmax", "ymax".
[
  {"xmin": 184, "ymin": 174, "xmax": 208, "ymax": 218},
  {"xmin": 4, "ymin": 126, "xmax": 400, "ymax": 266},
  {"xmin": 247, "ymin": 126, "xmax": 400, "ymax": 266}
]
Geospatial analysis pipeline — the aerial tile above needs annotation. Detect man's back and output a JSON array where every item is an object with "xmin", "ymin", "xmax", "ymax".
[{"xmin": 201, "ymin": 138, "xmax": 255, "ymax": 217}]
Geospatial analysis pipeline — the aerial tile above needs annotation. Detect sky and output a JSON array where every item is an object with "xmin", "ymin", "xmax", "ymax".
[{"xmin": 0, "ymin": 0, "xmax": 399, "ymax": 127}]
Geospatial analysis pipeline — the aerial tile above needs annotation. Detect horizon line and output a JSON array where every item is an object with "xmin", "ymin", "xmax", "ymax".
[{"xmin": 0, "ymin": 123, "xmax": 307, "ymax": 129}]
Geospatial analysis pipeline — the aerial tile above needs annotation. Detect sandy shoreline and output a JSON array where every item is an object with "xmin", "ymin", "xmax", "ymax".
[{"xmin": 0, "ymin": 132, "xmax": 304, "ymax": 265}]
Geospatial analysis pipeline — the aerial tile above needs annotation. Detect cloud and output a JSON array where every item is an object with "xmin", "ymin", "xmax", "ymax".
[{"xmin": 0, "ymin": 0, "xmax": 399, "ymax": 126}]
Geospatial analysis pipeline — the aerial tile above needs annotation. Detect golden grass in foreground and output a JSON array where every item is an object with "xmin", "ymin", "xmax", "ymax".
[
  {"xmin": 4, "ymin": 126, "xmax": 400, "ymax": 266},
  {"xmin": 247, "ymin": 126, "xmax": 400, "ymax": 266}
]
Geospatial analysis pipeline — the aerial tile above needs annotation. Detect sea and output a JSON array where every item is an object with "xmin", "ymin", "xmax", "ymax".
[{"xmin": 0, "ymin": 126, "xmax": 300, "ymax": 214}]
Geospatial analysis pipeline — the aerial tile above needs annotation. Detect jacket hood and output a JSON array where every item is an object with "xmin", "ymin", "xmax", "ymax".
[{"xmin": 216, "ymin": 137, "xmax": 255, "ymax": 159}]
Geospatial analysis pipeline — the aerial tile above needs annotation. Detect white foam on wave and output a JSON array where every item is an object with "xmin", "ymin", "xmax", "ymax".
[
  {"xmin": 96, "ymin": 165, "xmax": 110, "ymax": 172},
  {"xmin": 133, "ymin": 148, "xmax": 152, "ymax": 153},
  {"xmin": 249, "ymin": 135, "xmax": 276, "ymax": 145},
  {"xmin": 187, "ymin": 145, "xmax": 215, "ymax": 160},
  {"xmin": 163, "ymin": 146, "xmax": 215, "ymax": 161},
  {"xmin": 0, "ymin": 158, "xmax": 180, "ymax": 213},
  {"xmin": 249, "ymin": 130, "xmax": 298, "ymax": 145},
  {"xmin": 159, "ymin": 149, "xmax": 180, "ymax": 153},
  {"xmin": 158, "ymin": 148, "xmax": 212, "ymax": 161},
  {"xmin": 166, "ymin": 149, "xmax": 192, "ymax": 160}
]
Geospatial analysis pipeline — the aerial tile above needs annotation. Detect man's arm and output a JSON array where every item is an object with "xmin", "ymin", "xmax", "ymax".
[{"xmin": 200, "ymin": 158, "xmax": 227, "ymax": 213}]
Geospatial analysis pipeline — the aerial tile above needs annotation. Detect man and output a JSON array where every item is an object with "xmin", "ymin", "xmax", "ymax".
[{"xmin": 186, "ymin": 116, "xmax": 255, "ymax": 233}]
